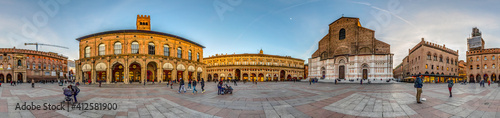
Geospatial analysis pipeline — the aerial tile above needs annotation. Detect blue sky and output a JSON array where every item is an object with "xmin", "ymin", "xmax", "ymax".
[{"xmin": 1, "ymin": 0, "xmax": 499, "ymax": 68}]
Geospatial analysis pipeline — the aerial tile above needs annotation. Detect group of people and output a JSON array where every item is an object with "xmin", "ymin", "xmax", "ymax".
[
  {"xmin": 176, "ymin": 78, "xmax": 205, "ymax": 94},
  {"xmin": 62, "ymin": 84, "xmax": 80, "ymax": 104},
  {"xmin": 413, "ymin": 76, "xmax": 497, "ymax": 104}
]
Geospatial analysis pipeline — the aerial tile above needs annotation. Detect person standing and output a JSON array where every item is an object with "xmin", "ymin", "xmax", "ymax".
[
  {"xmin": 99, "ymin": 80, "xmax": 102, "ymax": 87},
  {"xmin": 488, "ymin": 80, "xmax": 490, "ymax": 87},
  {"xmin": 201, "ymin": 78, "xmax": 205, "ymax": 93},
  {"xmin": 69, "ymin": 85, "xmax": 80, "ymax": 104},
  {"xmin": 335, "ymin": 79, "xmax": 337, "ymax": 84},
  {"xmin": 233, "ymin": 79, "xmax": 237, "ymax": 86},
  {"xmin": 31, "ymin": 79, "xmax": 35, "ymax": 88},
  {"xmin": 447, "ymin": 78, "xmax": 454, "ymax": 97},
  {"xmin": 192, "ymin": 80, "xmax": 198, "ymax": 94},
  {"xmin": 179, "ymin": 78, "xmax": 186, "ymax": 93},
  {"xmin": 414, "ymin": 77, "xmax": 423, "ymax": 104},
  {"xmin": 188, "ymin": 80, "xmax": 192, "ymax": 90},
  {"xmin": 360, "ymin": 79, "xmax": 363, "ymax": 85}
]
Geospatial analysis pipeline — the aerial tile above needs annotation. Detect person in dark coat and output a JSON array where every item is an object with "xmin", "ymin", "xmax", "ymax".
[
  {"xmin": 201, "ymin": 79, "xmax": 205, "ymax": 93},
  {"xmin": 447, "ymin": 78, "xmax": 454, "ymax": 97},
  {"xmin": 414, "ymin": 76, "xmax": 423, "ymax": 104}
]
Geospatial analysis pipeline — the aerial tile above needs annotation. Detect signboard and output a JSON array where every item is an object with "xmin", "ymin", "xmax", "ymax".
[{"xmin": 468, "ymin": 36, "xmax": 482, "ymax": 48}]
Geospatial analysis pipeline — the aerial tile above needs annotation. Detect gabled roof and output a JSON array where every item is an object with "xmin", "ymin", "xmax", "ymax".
[
  {"xmin": 328, "ymin": 17, "xmax": 359, "ymax": 26},
  {"xmin": 75, "ymin": 30, "xmax": 205, "ymax": 48}
]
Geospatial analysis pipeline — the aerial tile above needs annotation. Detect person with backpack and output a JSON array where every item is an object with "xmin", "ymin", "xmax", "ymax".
[
  {"xmin": 414, "ymin": 76, "xmax": 423, "ymax": 104},
  {"xmin": 192, "ymin": 80, "xmax": 198, "ymax": 94},
  {"xmin": 69, "ymin": 85, "xmax": 80, "ymax": 103},
  {"xmin": 447, "ymin": 78, "xmax": 454, "ymax": 97}
]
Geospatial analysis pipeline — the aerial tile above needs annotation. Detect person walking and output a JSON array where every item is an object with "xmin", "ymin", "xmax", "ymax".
[
  {"xmin": 170, "ymin": 80, "xmax": 174, "ymax": 89},
  {"xmin": 99, "ymin": 80, "xmax": 102, "ymax": 87},
  {"xmin": 233, "ymin": 79, "xmax": 237, "ymax": 86},
  {"xmin": 335, "ymin": 79, "xmax": 337, "ymax": 84},
  {"xmin": 192, "ymin": 80, "xmax": 198, "ymax": 94},
  {"xmin": 179, "ymin": 78, "xmax": 186, "ymax": 93},
  {"xmin": 480, "ymin": 79, "xmax": 485, "ymax": 87},
  {"xmin": 201, "ymin": 78, "xmax": 205, "ymax": 93},
  {"xmin": 414, "ymin": 76, "xmax": 423, "ymax": 104},
  {"xmin": 188, "ymin": 80, "xmax": 192, "ymax": 90},
  {"xmin": 31, "ymin": 79, "xmax": 35, "ymax": 88},
  {"xmin": 69, "ymin": 85, "xmax": 80, "ymax": 104},
  {"xmin": 217, "ymin": 81, "xmax": 223, "ymax": 95},
  {"xmin": 447, "ymin": 78, "xmax": 454, "ymax": 97},
  {"xmin": 488, "ymin": 80, "xmax": 490, "ymax": 87},
  {"xmin": 360, "ymin": 79, "xmax": 363, "ymax": 85}
]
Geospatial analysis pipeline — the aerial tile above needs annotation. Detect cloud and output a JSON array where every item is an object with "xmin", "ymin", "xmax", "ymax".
[{"xmin": 382, "ymin": 8, "xmax": 500, "ymax": 68}]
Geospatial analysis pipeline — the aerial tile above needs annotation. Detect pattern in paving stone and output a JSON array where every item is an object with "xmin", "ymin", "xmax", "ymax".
[{"xmin": 0, "ymin": 82, "xmax": 499, "ymax": 118}]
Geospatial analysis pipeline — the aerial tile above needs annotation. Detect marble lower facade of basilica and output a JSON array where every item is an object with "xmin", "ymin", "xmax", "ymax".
[{"xmin": 308, "ymin": 54, "xmax": 394, "ymax": 82}]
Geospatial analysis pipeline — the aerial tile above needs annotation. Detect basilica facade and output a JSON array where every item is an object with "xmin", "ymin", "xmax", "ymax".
[{"xmin": 308, "ymin": 17, "xmax": 394, "ymax": 82}]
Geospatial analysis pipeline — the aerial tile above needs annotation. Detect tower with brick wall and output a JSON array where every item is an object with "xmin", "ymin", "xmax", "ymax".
[{"xmin": 136, "ymin": 15, "xmax": 151, "ymax": 30}]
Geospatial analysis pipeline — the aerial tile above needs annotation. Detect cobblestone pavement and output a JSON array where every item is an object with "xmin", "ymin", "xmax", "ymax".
[{"xmin": 0, "ymin": 82, "xmax": 499, "ymax": 118}]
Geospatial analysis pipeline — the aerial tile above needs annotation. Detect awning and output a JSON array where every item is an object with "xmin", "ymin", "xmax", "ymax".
[
  {"xmin": 163, "ymin": 63, "xmax": 174, "ymax": 70},
  {"xmin": 177, "ymin": 64, "xmax": 186, "ymax": 71},
  {"xmin": 197, "ymin": 67, "xmax": 203, "ymax": 72},
  {"xmin": 188, "ymin": 66, "xmax": 195, "ymax": 72}
]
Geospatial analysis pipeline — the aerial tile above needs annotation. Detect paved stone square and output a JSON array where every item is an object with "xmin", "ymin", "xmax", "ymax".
[{"xmin": 0, "ymin": 82, "xmax": 499, "ymax": 118}]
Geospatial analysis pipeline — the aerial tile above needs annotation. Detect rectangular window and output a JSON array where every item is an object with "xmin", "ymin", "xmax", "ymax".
[
  {"xmin": 164, "ymin": 45, "xmax": 169, "ymax": 56},
  {"xmin": 99, "ymin": 44, "xmax": 105, "ymax": 56}
]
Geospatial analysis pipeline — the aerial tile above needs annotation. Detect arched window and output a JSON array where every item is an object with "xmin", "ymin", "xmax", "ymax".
[
  {"xmin": 188, "ymin": 50, "xmax": 192, "ymax": 60},
  {"xmin": 477, "ymin": 65, "xmax": 479, "ymax": 69},
  {"xmin": 484, "ymin": 56, "xmax": 487, "ymax": 60},
  {"xmin": 27, "ymin": 62, "xmax": 30, "ymax": 69},
  {"xmin": 446, "ymin": 57, "xmax": 449, "ymax": 63},
  {"xmin": 493, "ymin": 64, "xmax": 496, "ymax": 69},
  {"xmin": 85, "ymin": 46, "xmax": 90, "ymax": 58},
  {"xmin": 425, "ymin": 64, "xmax": 428, "ymax": 69},
  {"xmin": 131, "ymin": 42, "xmax": 139, "ymax": 54},
  {"xmin": 98, "ymin": 44, "xmax": 105, "ymax": 56},
  {"xmin": 163, "ymin": 45, "xmax": 169, "ymax": 56},
  {"xmin": 148, "ymin": 42, "xmax": 155, "ymax": 55},
  {"xmin": 177, "ymin": 47, "xmax": 182, "ymax": 58},
  {"xmin": 434, "ymin": 54, "xmax": 437, "ymax": 61},
  {"xmin": 32, "ymin": 63, "xmax": 35, "ymax": 69},
  {"xmin": 493, "ymin": 56, "xmax": 496, "ymax": 60},
  {"xmin": 339, "ymin": 28, "xmax": 346, "ymax": 40},
  {"xmin": 439, "ymin": 55, "xmax": 443, "ymax": 62},
  {"xmin": 484, "ymin": 64, "xmax": 487, "ymax": 69},
  {"xmin": 469, "ymin": 57, "xmax": 473, "ymax": 62},
  {"xmin": 114, "ymin": 42, "xmax": 122, "ymax": 54},
  {"xmin": 470, "ymin": 65, "xmax": 472, "ymax": 70},
  {"xmin": 17, "ymin": 60, "xmax": 22, "ymax": 66},
  {"xmin": 427, "ymin": 52, "xmax": 431, "ymax": 60},
  {"xmin": 197, "ymin": 53, "xmax": 200, "ymax": 62}
]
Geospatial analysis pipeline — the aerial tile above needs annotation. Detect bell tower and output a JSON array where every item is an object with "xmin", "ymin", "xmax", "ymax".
[{"xmin": 136, "ymin": 15, "xmax": 151, "ymax": 30}]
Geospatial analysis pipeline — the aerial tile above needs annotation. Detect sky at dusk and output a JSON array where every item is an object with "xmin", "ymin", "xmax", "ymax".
[{"xmin": 1, "ymin": 0, "xmax": 500, "ymax": 68}]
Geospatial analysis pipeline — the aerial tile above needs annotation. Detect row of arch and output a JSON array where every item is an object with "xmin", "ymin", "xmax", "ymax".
[
  {"xmin": 469, "ymin": 74, "xmax": 499, "ymax": 83},
  {"xmin": 81, "ymin": 61, "xmax": 203, "ymax": 83},
  {"xmin": 469, "ymin": 55, "xmax": 497, "ymax": 62},
  {"xmin": 0, "ymin": 73, "xmax": 24, "ymax": 83},
  {"xmin": 207, "ymin": 69, "xmax": 301, "ymax": 81}
]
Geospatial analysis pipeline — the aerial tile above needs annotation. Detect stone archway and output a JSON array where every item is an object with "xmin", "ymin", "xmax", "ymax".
[
  {"xmin": 251, "ymin": 73, "xmax": 256, "ymax": 81},
  {"xmin": 469, "ymin": 75, "xmax": 474, "ymax": 83},
  {"xmin": 491, "ymin": 74, "xmax": 496, "ymax": 82},
  {"xmin": 6, "ymin": 74, "xmax": 12, "ymax": 83},
  {"xmin": 163, "ymin": 63, "xmax": 173, "ymax": 82},
  {"xmin": 258, "ymin": 73, "xmax": 264, "ymax": 82},
  {"xmin": 147, "ymin": 62, "xmax": 157, "ymax": 82},
  {"xmin": 112, "ymin": 63, "xmax": 124, "ymax": 83},
  {"xmin": 17, "ymin": 73, "xmax": 22, "ymax": 83},
  {"xmin": 321, "ymin": 67, "xmax": 326, "ymax": 79},
  {"xmin": 476, "ymin": 74, "xmax": 481, "ymax": 82},
  {"xmin": 0, "ymin": 74, "xmax": 3, "ymax": 83},
  {"xmin": 243, "ymin": 73, "xmax": 248, "ymax": 81},
  {"xmin": 235, "ymin": 69, "xmax": 241, "ymax": 81},
  {"xmin": 280, "ymin": 70, "xmax": 285, "ymax": 81},
  {"xmin": 129, "ymin": 62, "xmax": 141, "ymax": 83}
]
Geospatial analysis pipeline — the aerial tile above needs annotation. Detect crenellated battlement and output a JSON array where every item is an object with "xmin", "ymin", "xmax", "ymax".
[
  {"xmin": 466, "ymin": 48, "xmax": 500, "ymax": 55},
  {"xmin": 0, "ymin": 48, "xmax": 68, "ymax": 59},
  {"xmin": 137, "ymin": 14, "xmax": 150, "ymax": 19},
  {"xmin": 409, "ymin": 38, "xmax": 458, "ymax": 55}
]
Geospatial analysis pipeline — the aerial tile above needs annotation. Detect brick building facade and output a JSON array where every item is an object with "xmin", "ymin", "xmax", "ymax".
[
  {"xmin": 0, "ymin": 48, "xmax": 68, "ymax": 83},
  {"xmin": 75, "ymin": 15, "xmax": 205, "ymax": 84},
  {"xmin": 397, "ymin": 38, "xmax": 459, "ymax": 83},
  {"xmin": 203, "ymin": 50, "xmax": 304, "ymax": 81},
  {"xmin": 466, "ymin": 27, "xmax": 500, "ymax": 83},
  {"xmin": 308, "ymin": 17, "xmax": 394, "ymax": 83}
]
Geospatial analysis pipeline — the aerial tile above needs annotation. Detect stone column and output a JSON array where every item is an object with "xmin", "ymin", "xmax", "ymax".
[
  {"xmin": 172, "ymin": 68, "xmax": 177, "ymax": 82},
  {"xmin": 107, "ymin": 60, "xmax": 111, "ymax": 84},
  {"xmin": 141, "ymin": 60, "xmax": 146, "ymax": 83},
  {"xmin": 159, "ymin": 62, "xmax": 163, "ymax": 83},
  {"xmin": 91, "ymin": 62, "xmax": 96, "ymax": 84}
]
